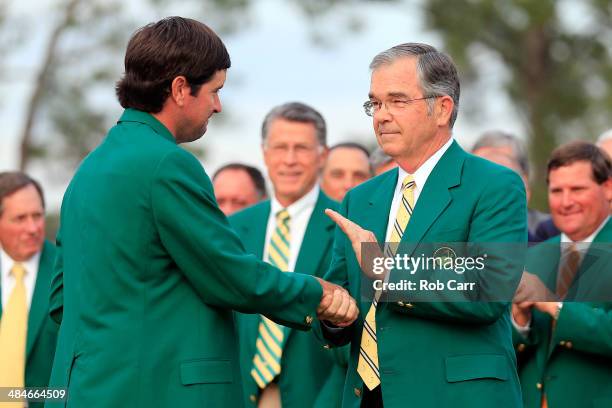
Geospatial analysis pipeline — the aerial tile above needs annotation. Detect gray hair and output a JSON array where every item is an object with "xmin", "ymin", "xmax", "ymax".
[
  {"xmin": 472, "ymin": 130, "xmax": 529, "ymax": 176},
  {"xmin": 369, "ymin": 43, "xmax": 460, "ymax": 128},
  {"xmin": 261, "ymin": 102, "xmax": 327, "ymax": 146},
  {"xmin": 596, "ymin": 129, "xmax": 612, "ymax": 145},
  {"xmin": 369, "ymin": 147, "xmax": 393, "ymax": 172}
]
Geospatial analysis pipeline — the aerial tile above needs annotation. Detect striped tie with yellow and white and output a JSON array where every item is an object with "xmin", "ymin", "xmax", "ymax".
[
  {"xmin": 0, "ymin": 263, "xmax": 28, "ymax": 408},
  {"xmin": 251, "ymin": 209, "xmax": 291, "ymax": 389},
  {"xmin": 358, "ymin": 175, "xmax": 415, "ymax": 390}
]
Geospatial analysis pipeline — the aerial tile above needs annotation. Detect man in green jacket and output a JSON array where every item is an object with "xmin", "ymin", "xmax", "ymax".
[
  {"xmin": 0, "ymin": 172, "xmax": 57, "ymax": 408},
  {"xmin": 47, "ymin": 17, "xmax": 357, "ymax": 408},
  {"xmin": 229, "ymin": 102, "xmax": 346, "ymax": 407},
  {"xmin": 512, "ymin": 141, "xmax": 612, "ymax": 408},
  {"xmin": 318, "ymin": 43, "xmax": 526, "ymax": 407}
]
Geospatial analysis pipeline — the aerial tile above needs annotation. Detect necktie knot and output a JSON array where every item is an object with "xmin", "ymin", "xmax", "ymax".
[
  {"xmin": 276, "ymin": 209, "xmax": 290, "ymax": 226},
  {"xmin": 10, "ymin": 263, "xmax": 26, "ymax": 281},
  {"xmin": 402, "ymin": 175, "xmax": 415, "ymax": 191}
]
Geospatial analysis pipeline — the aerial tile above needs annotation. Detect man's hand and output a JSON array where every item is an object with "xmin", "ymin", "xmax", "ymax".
[
  {"xmin": 325, "ymin": 208, "xmax": 382, "ymax": 279},
  {"xmin": 511, "ymin": 301, "xmax": 534, "ymax": 327},
  {"xmin": 514, "ymin": 270, "xmax": 557, "ymax": 303},
  {"xmin": 533, "ymin": 301, "xmax": 561, "ymax": 319},
  {"xmin": 315, "ymin": 277, "xmax": 358, "ymax": 327}
]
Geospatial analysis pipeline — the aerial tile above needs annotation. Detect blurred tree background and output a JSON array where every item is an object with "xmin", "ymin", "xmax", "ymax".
[
  {"xmin": 423, "ymin": 0, "xmax": 612, "ymax": 209},
  {"xmin": 298, "ymin": 0, "xmax": 612, "ymax": 208},
  {"xmin": 2, "ymin": 0, "xmax": 612, "ymax": 239}
]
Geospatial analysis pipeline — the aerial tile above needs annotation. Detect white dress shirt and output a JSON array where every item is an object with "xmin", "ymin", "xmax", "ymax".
[
  {"xmin": 384, "ymin": 137, "xmax": 454, "ymax": 241},
  {"xmin": 263, "ymin": 185, "xmax": 320, "ymax": 271},
  {"xmin": 1, "ymin": 247, "xmax": 40, "ymax": 312}
]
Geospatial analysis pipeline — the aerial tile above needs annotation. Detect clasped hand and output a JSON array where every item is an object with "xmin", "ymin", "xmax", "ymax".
[{"xmin": 315, "ymin": 277, "xmax": 358, "ymax": 327}]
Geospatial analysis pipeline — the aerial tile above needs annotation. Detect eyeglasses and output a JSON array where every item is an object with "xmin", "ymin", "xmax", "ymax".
[{"xmin": 363, "ymin": 96, "xmax": 436, "ymax": 117}]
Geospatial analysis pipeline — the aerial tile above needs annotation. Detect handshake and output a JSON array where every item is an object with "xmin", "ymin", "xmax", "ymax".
[{"xmin": 315, "ymin": 277, "xmax": 359, "ymax": 327}]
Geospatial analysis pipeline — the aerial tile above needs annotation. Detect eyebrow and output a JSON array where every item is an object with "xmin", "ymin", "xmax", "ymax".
[{"xmin": 368, "ymin": 91, "xmax": 409, "ymax": 99}]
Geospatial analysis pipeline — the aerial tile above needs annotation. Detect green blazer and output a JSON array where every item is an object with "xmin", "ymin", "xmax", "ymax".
[
  {"xmin": 46, "ymin": 109, "xmax": 323, "ymax": 408},
  {"xmin": 230, "ymin": 190, "xmax": 346, "ymax": 407},
  {"xmin": 0, "ymin": 240, "xmax": 57, "ymax": 408},
  {"xmin": 513, "ymin": 218, "xmax": 612, "ymax": 408},
  {"xmin": 317, "ymin": 141, "xmax": 527, "ymax": 408}
]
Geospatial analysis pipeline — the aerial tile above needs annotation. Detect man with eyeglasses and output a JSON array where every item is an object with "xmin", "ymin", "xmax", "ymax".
[
  {"xmin": 230, "ymin": 102, "xmax": 347, "ymax": 407},
  {"xmin": 317, "ymin": 43, "xmax": 527, "ymax": 407}
]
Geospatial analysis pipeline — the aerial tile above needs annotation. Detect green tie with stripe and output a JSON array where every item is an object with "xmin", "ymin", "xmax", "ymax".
[
  {"xmin": 251, "ymin": 209, "xmax": 291, "ymax": 389},
  {"xmin": 358, "ymin": 174, "xmax": 415, "ymax": 390}
]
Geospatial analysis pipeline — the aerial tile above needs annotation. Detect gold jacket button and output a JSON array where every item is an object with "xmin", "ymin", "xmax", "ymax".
[
  {"xmin": 323, "ymin": 344, "xmax": 331, "ymax": 349},
  {"xmin": 354, "ymin": 388, "xmax": 362, "ymax": 398},
  {"xmin": 397, "ymin": 301, "xmax": 405, "ymax": 307},
  {"xmin": 536, "ymin": 383, "xmax": 543, "ymax": 390},
  {"xmin": 517, "ymin": 343, "xmax": 526, "ymax": 352},
  {"xmin": 559, "ymin": 340, "xmax": 566, "ymax": 346},
  {"xmin": 249, "ymin": 394, "xmax": 257, "ymax": 403},
  {"xmin": 305, "ymin": 315, "xmax": 313, "ymax": 325},
  {"xmin": 565, "ymin": 341, "xmax": 573, "ymax": 349},
  {"xmin": 405, "ymin": 302, "xmax": 414, "ymax": 308}
]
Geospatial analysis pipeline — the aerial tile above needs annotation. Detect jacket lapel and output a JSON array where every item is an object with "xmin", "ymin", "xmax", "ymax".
[
  {"xmin": 235, "ymin": 202, "xmax": 270, "ymax": 260},
  {"xmin": 26, "ymin": 241, "xmax": 54, "ymax": 358},
  {"xmin": 403, "ymin": 141, "xmax": 463, "ymax": 254},
  {"xmin": 366, "ymin": 169, "xmax": 399, "ymax": 244},
  {"xmin": 294, "ymin": 191, "xmax": 336, "ymax": 276}
]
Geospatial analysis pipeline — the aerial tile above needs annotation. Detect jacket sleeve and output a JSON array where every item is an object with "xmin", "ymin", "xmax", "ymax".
[
  {"xmin": 150, "ymin": 148, "xmax": 322, "ymax": 330},
  {"xmin": 551, "ymin": 303, "xmax": 612, "ymax": 357},
  {"xmin": 312, "ymin": 196, "xmax": 357, "ymax": 347}
]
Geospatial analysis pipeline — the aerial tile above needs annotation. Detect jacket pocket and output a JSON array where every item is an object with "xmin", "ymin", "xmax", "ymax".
[
  {"xmin": 180, "ymin": 359, "xmax": 233, "ymax": 385},
  {"xmin": 445, "ymin": 354, "xmax": 509, "ymax": 383}
]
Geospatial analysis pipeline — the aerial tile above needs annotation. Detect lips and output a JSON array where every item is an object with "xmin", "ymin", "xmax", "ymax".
[{"xmin": 278, "ymin": 172, "xmax": 302, "ymax": 180}]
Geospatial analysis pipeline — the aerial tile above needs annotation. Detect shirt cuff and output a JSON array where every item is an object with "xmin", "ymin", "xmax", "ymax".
[{"xmin": 511, "ymin": 315, "xmax": 531, "ymax": 337}]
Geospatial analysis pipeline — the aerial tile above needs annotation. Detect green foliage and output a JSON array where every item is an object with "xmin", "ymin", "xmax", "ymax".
[{"xmin": 423, "ymin": 0, "xmax": 612, "ymax": 208}]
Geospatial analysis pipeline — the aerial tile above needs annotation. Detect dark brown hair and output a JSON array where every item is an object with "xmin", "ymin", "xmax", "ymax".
[
  {"xmin": 547, "ymin": 140, "xmax": 612, "ymax": 184},
  {"xmin": 116, "ymin": 17, "xmax": 231, "ymax": 113},
  {"xmin": 0, "ymin": 172, "xmax": 45, "ymax": 215},
  {"xmin": 212, "ymin": 163, "xmax": 267, "ymax": 199}
]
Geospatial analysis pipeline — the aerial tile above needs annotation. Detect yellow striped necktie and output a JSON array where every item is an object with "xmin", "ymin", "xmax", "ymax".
[
  {"xmin": 358, "ymin": 175, "xmax": 415, "ymax": 390},
  {"xmin": 0, "ymin": 263, "xmax": 28, "ymax": 393},
  {"xmin": 251, "ymin": 209, "xmax": 291, "ymax": 389}
]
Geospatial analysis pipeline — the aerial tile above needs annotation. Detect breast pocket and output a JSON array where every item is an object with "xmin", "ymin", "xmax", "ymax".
[
  {"xmin": 445, "ymin": 354, "xmax": 509, "ymax": 383},
  {"xmin": 180, "ymin": 359, "xmax": 234, "ymax": 385},
  {"xmin": 428, "ymin": 227, "xmax": 467, "ymax": 243}
]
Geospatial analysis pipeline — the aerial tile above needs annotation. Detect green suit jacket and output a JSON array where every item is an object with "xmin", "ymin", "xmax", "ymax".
[
  {"xmin": 0, "ymin": 240, "xmax": 57, "ymax": 408},
  {"xmin": 46, "ymin": 109, "xmax": 323, "ymax": 408},
  {"xmin": 230, "ymin": 190, "xmax": 346, "ymax": 407},
  {"xmin": 317, "ymin": 141, "xmax": 527, "ymax": 408},
  {"xmin": 513, "ymin": 218, "xmax": 612, "ymax": 408}
]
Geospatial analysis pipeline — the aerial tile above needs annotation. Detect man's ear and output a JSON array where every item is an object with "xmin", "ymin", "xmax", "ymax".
[
  {"xmin": 435, "ymin": 95, "xmax": 454, "ymax": 127},
  {"xmin": 169, "ymin": 76, "xmax": 189, "ymax": 107},
  {"xmin": 603, "ymin": 177, "xmax": 612, "ymax": 202},
  {"xmin": 318, "ymin": 146, "xmax": 329, "ymax": 171}
]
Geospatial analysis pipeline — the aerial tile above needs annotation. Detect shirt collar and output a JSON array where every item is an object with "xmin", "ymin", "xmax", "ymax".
[
  {"xmin": 118, "ymin": 108, "xmax": 176, "ymax": 144},
  {"xmin": 396, "ymin": 137, "xmax": 454, "ymax": 192},
  {"xmin": 1, "ymin": 246, "xmax": 40, "ymax": 279},
  {"xmin": 560, "ymin": 215, "xmax": 610, "ymax": 248},
  {"xmin": 270, "ymin": 184, "xmax": 320, "ymax": 220}
]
